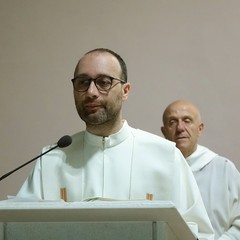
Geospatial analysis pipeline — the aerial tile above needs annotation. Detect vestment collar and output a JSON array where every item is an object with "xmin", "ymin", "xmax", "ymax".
[
  {"xmin": 84, "ymin": 120, "xmax": 131, "ymax": 148},
  {"xmin": 186, "ymin": 145, "xmax": 218, "ymax": 171}
]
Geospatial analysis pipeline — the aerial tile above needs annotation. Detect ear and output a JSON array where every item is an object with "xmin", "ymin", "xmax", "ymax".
[
  {"xmin": 122, "ymin": 82, "xmax": 131, "ymax": 101},
  {"xmin": 198, "ymin": 122, "xmax": 204, "ymax": 137},
  {"xmin": 161, "ymin": 126, "xmax": 166, "ymax": 137}
]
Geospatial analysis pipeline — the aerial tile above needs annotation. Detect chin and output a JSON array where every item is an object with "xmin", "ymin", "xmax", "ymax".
[{"xmin": 176, "ymin": 143, "xmax": 186, "ymax": 152}]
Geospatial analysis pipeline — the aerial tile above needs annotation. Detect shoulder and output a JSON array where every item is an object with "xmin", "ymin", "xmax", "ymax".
[
  {"xmin": 132, "ymin": 127, "xmax": 175, "ymax": 144},
  {"xmin": 42, "ymin": 131, "xmax": 85, "ymax": 153},
  {"xmin": 211, "ymin": 155, "xmax": 235, "ymax": 167},
  {"xmin": 211, "ymin": 155, "xmax": 239, "ymax": 171},
  {"xmin": 129, "ymin": 127, "xmax": 187, "ymax": 171},
  {"xmin": 130, "ymin": 127, "xmax": 179, "ymax": 153},
  {"xmin": 71, "ymin": 131, "xmax": 85, "ymax": 144},
  {"xmin": 63, "ymin": 131, "xmax": 85, "ymax": 152}
]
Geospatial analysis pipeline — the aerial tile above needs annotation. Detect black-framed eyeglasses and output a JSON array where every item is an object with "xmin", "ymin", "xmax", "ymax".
[{"xmin": 71, "ymin": 74, "xmax": 126, "ymax": 93}]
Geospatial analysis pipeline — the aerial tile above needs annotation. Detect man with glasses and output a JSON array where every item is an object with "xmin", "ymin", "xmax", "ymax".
[{"xmin": 17, "ymin": 48, "xmax": 214, "ymax": 239}]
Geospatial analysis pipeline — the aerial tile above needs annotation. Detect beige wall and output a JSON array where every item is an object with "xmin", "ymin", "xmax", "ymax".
[{"xmin": 0, "ymin": 0, "xmax": 240, "ymax": 200}]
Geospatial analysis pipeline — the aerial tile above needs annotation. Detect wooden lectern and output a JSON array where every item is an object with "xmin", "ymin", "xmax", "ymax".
[{"xmin": 0, "ymin": 200, "xmax": 197, "ymax": 240}]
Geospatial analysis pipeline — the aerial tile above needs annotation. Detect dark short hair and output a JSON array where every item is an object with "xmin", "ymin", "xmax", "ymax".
[{"xmin": 77, "ymin": 48, "xmax": 128, "ymax": 82}]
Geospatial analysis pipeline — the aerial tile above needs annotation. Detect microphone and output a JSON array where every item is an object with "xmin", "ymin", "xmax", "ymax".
[{"xmin": 0, "ymin": 135, "xmax": 72, "ymax": 182}]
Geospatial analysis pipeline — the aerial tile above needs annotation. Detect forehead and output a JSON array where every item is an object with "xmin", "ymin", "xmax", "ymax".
[
  {"xmin": 166, "ymin": 104, "xmax": 197, "ymax": 119},
  {"xmin": 75, "ymin": 52, "xmax": 121, "ymax": 77}
]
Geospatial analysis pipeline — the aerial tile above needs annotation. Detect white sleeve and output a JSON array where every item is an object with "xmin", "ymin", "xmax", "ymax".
[{"xmin": 16, "ymin": 158, "xmax": 43, "ymax": 200}]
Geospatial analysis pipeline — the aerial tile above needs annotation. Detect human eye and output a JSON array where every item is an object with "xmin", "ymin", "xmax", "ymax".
[
  {"xmin": 169, "ymin": 119, "xmax": 177, "ymax": 127},
  {"xmin": 96, "ymin": 76, "xmax": 112, "ymax": 90},
  {"xmin": 184, "ymin": 118, "xmax": 192, "ymax": 124},
  {"xmin": 78, "ymin": 77, "xmax": 89, "ymax": 85},
  {"xmin": 74, "ymin": 76, "xmax": 91, "ymax": 90}
]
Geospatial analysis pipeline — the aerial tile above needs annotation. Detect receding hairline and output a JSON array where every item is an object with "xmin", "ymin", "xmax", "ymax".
[{"xmin": 74, "ymin": 48, "xmax": 128, "ymax": 82}]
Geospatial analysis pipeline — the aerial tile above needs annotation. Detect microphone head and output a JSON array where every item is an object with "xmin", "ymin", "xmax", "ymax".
[{"xmin": 57, "ymin": 135, "xmax": 72, "ymax": 148}]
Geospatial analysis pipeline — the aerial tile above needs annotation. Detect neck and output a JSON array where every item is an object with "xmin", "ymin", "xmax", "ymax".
[{"xmin": 182, "ymin": 145, "xmax": 197, "ymax": 158}]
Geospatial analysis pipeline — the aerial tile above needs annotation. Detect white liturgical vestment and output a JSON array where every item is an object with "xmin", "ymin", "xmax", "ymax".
[
  {"xmin": 17, "ymin": 121, "xmax": 214, "ymax": 239},
  {"xmin": 187, "ymin": 145, "xmax": 240, "ymax": 240}
]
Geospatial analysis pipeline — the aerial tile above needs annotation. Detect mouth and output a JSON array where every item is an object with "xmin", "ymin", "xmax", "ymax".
[
  {"xmin": 84, "ymin": 103, "xmax": 102, "ymax": 112},
  {"xmin": 175, "ymin": 136, "xmax": 187, "ymax": 141}
]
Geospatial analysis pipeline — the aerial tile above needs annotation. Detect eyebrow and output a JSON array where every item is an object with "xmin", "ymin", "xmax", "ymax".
[
  {"xmin": 74, "ymin": 73, "xmax": 90, "ymax": 78},
  {"xmin": 167, "ymin": 115, "xmax": 193, "ymax": 122},
  {"xmin": 74, "ymin": 73, "xmax": 109, "ymax": 79}
]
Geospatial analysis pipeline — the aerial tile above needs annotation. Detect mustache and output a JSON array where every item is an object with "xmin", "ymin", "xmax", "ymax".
[{"xmin": 83, "ymin": 99, "xmax": 103, "ymax": 104}]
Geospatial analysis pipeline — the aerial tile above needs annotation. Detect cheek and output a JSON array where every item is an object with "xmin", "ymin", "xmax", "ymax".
[
  {"xmin": 110, "ymin": 91, "xmax": 123, "ymax": 104},
  {"xmin": 73, "ymin": 93, "xmax": 78, "ymax": 103},
  {"xmin": 166, "ymin": 129, "xmax": 175, "ymax": 139},
  {"xmin": 74, "ymin": 91, "xmax": 83, "ymax": 100},
  {"xmin": 73, "ymin": 93, "xmax": 84, "ymax": 107},
  {"xmin": 189, "ymin": 129, "xmax": 200, "ymax": 141}
]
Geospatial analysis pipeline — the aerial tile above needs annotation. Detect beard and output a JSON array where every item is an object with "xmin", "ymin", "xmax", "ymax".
[
  {"xmin": 74, "ymin": 85, "xmax": 124, "ymax": 127},
  {"xmin": 79, "ymin": 107, "xmax": 112, "ymax": 125},
  {"xmin": 76, "ymin": 99, "xmax": 122, "ymax": 126}
]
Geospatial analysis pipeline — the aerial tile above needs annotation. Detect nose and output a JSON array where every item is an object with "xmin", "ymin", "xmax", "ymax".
[
  {"xmin": 176, "ymin": 121, "xmax": 185, "ymax": 132},
  {"xmin": 86, "ymin": 81, "xmax": 99, "ymax": 96}
]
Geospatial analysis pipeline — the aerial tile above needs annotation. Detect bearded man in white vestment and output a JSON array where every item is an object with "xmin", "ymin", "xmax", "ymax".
[
  {"xmin": 17, "ymin": 48, "xmax": 214, "ymax": 240},
  {"xmin": 161, "ymin": 99, "xmax": 240, "ymax": 240}
]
